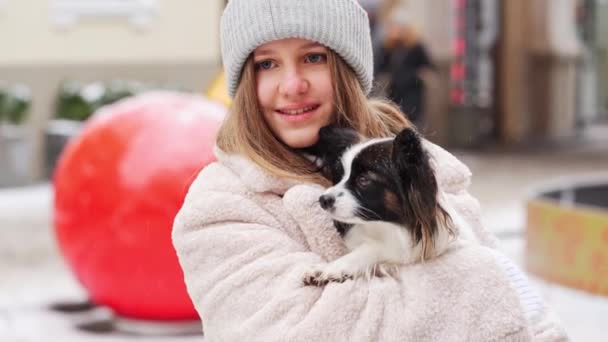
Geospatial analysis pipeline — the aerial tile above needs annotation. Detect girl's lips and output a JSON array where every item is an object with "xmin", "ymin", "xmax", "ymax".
[
  {"xmin": 274, "ymin": 104, "xmax": 320, "ymax": 123},
  {"xmin": 276, "ymin": 104, "xmax": 320, "ymax": 114}
]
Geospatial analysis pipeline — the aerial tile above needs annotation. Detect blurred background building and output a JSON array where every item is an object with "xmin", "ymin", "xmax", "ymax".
[
  {"xmin": 1, "ymin": 1, "xmax": 607, "ymax": 340},
  {"xmin": 364, "ymin": 0, "xmax": 608, "ymax": 147},
  {"xmin": 0, "ymin": 0, "xmax": 608, "ymax": 183},
  {"xmin": 1, "ymin": 0, "xmax": 607, "ymax": 187},
  {"xmin": 0, "ymin": 0, "xmax": 223, "ymax": 185}
]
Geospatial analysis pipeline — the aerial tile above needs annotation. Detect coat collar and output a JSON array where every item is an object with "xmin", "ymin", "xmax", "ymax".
[
  {"xmin": 214, "ymin": 146, "xmax": 305, "ymax": 195},
  {"xmin": 213, "ymin": 140, "xmax": 471, "ymax": 195}
]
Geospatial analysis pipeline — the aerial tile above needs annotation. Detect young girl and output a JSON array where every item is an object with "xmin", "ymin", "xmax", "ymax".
[{"xmin": 173, "ymin": 0, "xmax": 568, "ymax": 340}]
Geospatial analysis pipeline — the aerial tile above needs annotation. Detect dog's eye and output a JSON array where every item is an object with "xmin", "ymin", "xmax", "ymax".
[{"xmin": 356, "ymin": 174, "xmax": 372, "ymax": 188}]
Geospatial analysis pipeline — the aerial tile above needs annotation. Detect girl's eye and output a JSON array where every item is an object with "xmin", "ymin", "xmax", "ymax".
[
  {"xmin": 305, "ymin": 53, "xmax": 327, "ymax": 64},
  {"xmin": 356, "ymin": 174, "xmax": 372, "ymax": 188},
  {"xmin": 255, "ymin": 60, "xmax": 275, "ymax": 71}
]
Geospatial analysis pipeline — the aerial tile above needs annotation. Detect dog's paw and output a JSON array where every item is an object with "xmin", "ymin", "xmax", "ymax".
[
  {"xmin": 302, "ymin": 266, "xmax": 354, "ymax": 287},
  {"xmin": 302, "ymin": 269, "xmax": 325, "ymax": 287}
]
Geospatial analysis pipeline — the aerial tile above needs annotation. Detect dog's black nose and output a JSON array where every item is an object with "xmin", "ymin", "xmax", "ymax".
[{"xmin": 319, "ymin": 194, "xmax": 335, "ymax": 210}]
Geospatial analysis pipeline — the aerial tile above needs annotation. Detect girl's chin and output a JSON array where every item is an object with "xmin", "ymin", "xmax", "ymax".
[{"xmin": 279, "ymin": 130, "xmax": 321, "ymax": 149}]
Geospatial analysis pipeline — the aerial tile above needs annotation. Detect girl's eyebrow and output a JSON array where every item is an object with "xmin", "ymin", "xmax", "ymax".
[{"xmin": 253, "ymin": 48, "xmax": 274, "ymax": 58}]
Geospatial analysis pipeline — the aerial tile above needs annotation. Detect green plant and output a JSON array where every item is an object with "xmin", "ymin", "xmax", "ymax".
[
  {"xmin": 54, "ymin": 80, "xmax": 190, "ymax": 122},
  {"xmin": 0, "ymin": 83, "xmax": 31, "ymax": 125},
  {"xmin": 0, "ymin": 85, "xmax": 6, "ymax": 123},
  {"xmin": 55, "ymin": 80, "xmax": 169, "ymax": 121},
  {"xmin": 55, "ymin": 81, "xmax": 137, "ymax": 121},
  {"xmin": 55, "ymin": 81, "xmax": 98, "ymax": 121}
]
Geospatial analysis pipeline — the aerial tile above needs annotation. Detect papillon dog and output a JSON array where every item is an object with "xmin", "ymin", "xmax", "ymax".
[{"xmin": 302, "ymin": 126, "xmax": 474, "ymax": 286}]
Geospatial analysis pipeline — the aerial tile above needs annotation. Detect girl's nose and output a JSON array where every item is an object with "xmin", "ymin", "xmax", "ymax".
[{"xmin": 279, "ymin": 69, "xmax": 309, "ymax": 97}]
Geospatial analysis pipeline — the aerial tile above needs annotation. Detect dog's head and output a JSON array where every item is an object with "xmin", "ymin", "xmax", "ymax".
[
  {"xmin": 301, "ymin": 125, "xmax": 362, "ymax": 184},
  {"xmin": 308, "ymin": 125, "xmax": 453, "ymax": 259}
]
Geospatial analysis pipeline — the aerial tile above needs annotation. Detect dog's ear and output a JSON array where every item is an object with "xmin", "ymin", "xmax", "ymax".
[
  {"xmin": 392, "ymin": 128, "xmax": 426, "ymax": 167},
  {"xmin": 301, "ymin": 125, "xmax": 361, "ymax": 182},
  {"xmin": 392, "ymin": 128, "xmax": 448, "ymax": 259}
]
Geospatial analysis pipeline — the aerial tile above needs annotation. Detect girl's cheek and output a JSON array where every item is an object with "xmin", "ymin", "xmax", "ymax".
[
  {"xmin": 256, "ymin": 74, "xmax": 276, "ymax": 103},
  {"xmin": 309, "ymin": 67, "xmax": 331, "ymax": 82},
  {"xmin": 308, "ymin": 71, "xmax": 332, "ymax": 93}
]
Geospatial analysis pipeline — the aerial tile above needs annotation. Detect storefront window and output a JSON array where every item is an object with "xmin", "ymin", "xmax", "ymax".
[
  {"xmin": 596, "ymin": 0, "xmax": 608, "ymax": 119},
  {"xmin": 575, "ymin": 0, "xmax": 608, "ymax": 123},
  {"xmin": 449, "ymin": 0, "xmax": 499, "ymax": 109}
]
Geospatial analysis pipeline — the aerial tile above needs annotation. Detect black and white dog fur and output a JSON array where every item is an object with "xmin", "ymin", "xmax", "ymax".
[{"xmin": 302, "ymin": 126, "xmax": 475, "ymax": 286}]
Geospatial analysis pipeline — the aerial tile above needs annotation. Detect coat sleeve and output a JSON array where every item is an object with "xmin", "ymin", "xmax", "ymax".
[
  {"xmin": 423, "ymin": 143, "xmax": 569, "ymax": 341},
  {"xmin": 172, "ymin": 189, "xmax": 372, "ymax": 341},
  {"xmin": 172, "ymin": 184, "xmax": 533, "ymax": 342}
]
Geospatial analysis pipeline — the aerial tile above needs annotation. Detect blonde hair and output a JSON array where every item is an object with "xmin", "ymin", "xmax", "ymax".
[
  {"xmin": 384, "ymin": 23, "xmax": 421, "ymax": 50},
  {"xmin": 216, "ymin": 49, "xmax": 412, "ymax": 185}
]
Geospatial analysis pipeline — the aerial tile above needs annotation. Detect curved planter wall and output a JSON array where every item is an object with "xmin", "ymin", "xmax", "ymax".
[{"xmin": 526, "ymin": 177, "xmax": 608, "ymax": 296}]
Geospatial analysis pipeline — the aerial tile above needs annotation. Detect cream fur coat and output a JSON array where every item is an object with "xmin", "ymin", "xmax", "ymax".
[{"xmin": 172, "ymin": 141, "xmax": 568, "ymax": 342}]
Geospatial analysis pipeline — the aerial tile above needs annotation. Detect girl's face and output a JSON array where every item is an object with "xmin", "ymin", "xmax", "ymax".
[{"xmin": 253, "ymin": 38, "xmax": 334, "ymax": 148}]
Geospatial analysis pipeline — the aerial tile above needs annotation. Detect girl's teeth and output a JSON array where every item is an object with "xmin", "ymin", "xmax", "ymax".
[{"xmin": 280, "ymin": 105, "xmax": 317, "ymax": 115}]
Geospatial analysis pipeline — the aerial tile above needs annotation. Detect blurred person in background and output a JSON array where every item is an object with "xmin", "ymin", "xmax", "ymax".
[
  {"xmin": 172, "ymin": 0, "xmax": 569, "ymax": 340},
  {"xmin": 375, "ymin": 12, "xmax": 435, "ymax": 125}
]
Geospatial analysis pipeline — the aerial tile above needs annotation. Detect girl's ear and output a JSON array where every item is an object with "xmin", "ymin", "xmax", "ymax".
[
  {"xmin": 300, "ymin": 125, "xmax": 361, "ymax": 183},
  {"xmin": 392, "ymin": 128, "xmax": 441, "ymax": 259}
]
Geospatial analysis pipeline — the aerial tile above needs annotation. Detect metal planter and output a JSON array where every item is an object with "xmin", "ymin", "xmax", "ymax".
[{"xmin": 0, "ymin": 124, "xmax": 30, "ymax": 187}]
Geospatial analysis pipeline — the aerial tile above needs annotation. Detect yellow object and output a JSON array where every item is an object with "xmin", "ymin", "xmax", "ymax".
[
  {"xmin": 207, "ymin": 71, "xmax": 232, "ymax": 107},
  {"xmin": 526, "ymin": 198, "xmax": 608, "ymax": 296}
]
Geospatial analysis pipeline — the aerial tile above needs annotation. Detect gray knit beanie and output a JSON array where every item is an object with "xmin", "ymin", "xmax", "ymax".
[{"xmin": 220, "ymin": 0, "xmax": 373, "ymax": 98}]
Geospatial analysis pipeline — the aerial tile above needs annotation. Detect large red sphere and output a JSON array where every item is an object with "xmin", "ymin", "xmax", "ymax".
[{"xmin": 53, "ymin": 92, "xmax": 226, "ymax": 320}]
